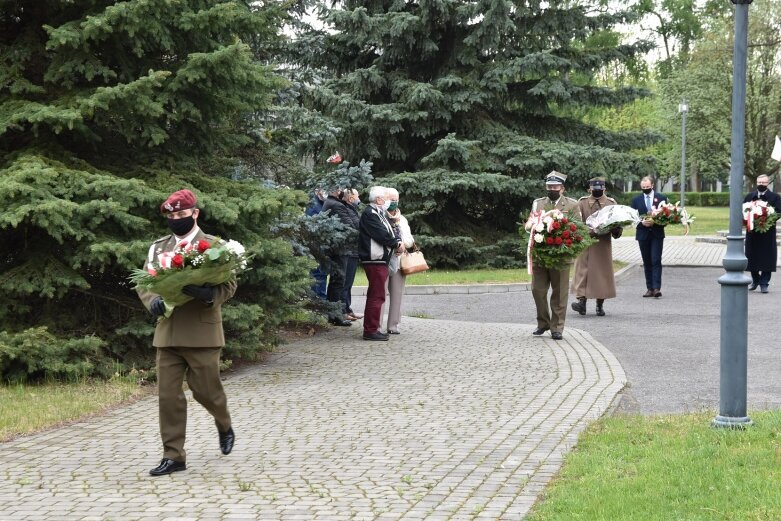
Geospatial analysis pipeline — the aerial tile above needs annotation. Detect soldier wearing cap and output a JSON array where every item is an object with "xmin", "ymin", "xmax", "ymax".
[
  {"xmin": 137, "ymin": 189, "xmax": 237, "ymax": 476},
  {"xmin": 570, "ymin": 177, "xmax": 621, "ymax": 317},
  {"xmin": 525, "ymin": 171, "xmax": 580, "ymax": 340}
]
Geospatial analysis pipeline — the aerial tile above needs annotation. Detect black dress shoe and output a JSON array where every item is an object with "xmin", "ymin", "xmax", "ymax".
[
  {"xmin": 761, "ymin": 285, "xmax": 769, "ymax": 294},
  {"xmin": 551, "ymin": 332, "xmax": 563, "ymax": 340},
  {"xmin": 387, "ymin": 329, "xmax": 401, "ymax": 335},
  {"xmin": 532, "ymin": 327, "xmax": 549, "ymax": 336},
  {"xmin": 748, "ymin": 283, "xmax": 758, "ymax": 291},
  {"xmin": 653, "ymin": 289, "xmax": 662, "ymax": 298},
  {"xmin": 643, "ymin": 289, "xmax": 654, "ymax": 297},
  {"xmin": 596, "ymin": 306, "xmax": 605, "ymax": 317},
  {"xmin": 329, "ymin": 317, "xmax": 352, "ymax": 326},
  {"xmin": 363, "ymin": 331, "xmax": 389, "ymax": 341},
  {"xmin": 149, "ymin": 458, "xmax": 186, "ymax": 476},
  {"xmin": 219, "ymin": 427, "xmax": 235, "ymax": 455}
]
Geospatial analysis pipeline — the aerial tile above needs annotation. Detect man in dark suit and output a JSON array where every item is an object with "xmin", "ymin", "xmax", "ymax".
[
  {"xmin": 630, "ymin": 176, "xmax": 668, "ymax": 298},
  {"xmin": 743, "ymin": 174, "xmax": 781, "ymax": 293},
  {"xmin": 137, "ymin": 189, "xmax": 236, "ymax": 476}
]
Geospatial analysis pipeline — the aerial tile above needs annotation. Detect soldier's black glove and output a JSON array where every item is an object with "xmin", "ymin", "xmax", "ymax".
[
  {"xmin": 182, "ymin": 284, "xmax": 215, "ymax": 305},
  {"xmin": 150, "ymin": 297, "xmax": 166, "ymax": 319},
  {"xmin": 611, "ymin": 227, "xmax": 623, "ymax": 239}
]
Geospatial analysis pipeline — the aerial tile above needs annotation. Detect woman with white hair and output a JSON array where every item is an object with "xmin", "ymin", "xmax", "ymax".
[{"xmin": 384, "ymin": 187, "xmax": 415, "ymax": 334}]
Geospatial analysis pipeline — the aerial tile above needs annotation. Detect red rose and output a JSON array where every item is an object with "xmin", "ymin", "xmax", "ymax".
[
  {"xmin": 546, "ymin": 237, "xmax": 554, "ymax": 245},
  {"xmin": 555, "ymin": 237, "xmax": 563, "ymax": 245},
  {"xmin": 570, "ymin": 224, "xmax": 577, "ymax": 232},
  {"xmin": 562, "ymin": 230, "xmax": 570, "ymax": 239},
  {"xmin": 575, "ymin": 235, "xmax": 582, "ymax": 242},
  {"xmin": 197, "ymin": 239, "xmax": 211, "ymax": 253},
  {"xmin": 172, "ymin": 254, "xmax": 184, "ymax": 268},
  {"xmin": 565, "ymin": 239, "xmax": 572, "ymax": 246},
  {"xmin": 561, "ymin": 218, "xmax": 568, "ymax": 224},
  {"xmin": 762, "ymin": 207, "xmax": 768, "ymax": 216},
  {"xmin": 663, "ymin": 208, "xmax": 670, "ymax": 216},
  {"xmin": 552, "ymin": 221, "xmax": 560, "ymax": 230}
]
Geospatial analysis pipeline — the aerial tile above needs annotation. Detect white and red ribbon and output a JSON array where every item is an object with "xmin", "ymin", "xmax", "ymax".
[{"xmin": 526, "ymin": 211, "xmax": 543, "ymax": 275}]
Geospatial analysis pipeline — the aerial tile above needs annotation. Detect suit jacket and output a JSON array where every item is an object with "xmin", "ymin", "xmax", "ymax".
[
  {"xmin": 630, "ymin": 192, "xmax": 668, "ymax": 240},
  {"xmin": 137, "ymin": 229, "xmax": 237, "ymax": 348}
]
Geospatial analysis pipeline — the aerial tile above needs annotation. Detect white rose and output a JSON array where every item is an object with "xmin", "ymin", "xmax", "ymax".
[
  {"xmin": 534, "ymin": 233, "xmax": 544, "ymax": 243},
  {"xmin": 534, "ymin": 223, "xmax": 544, "ymax": 232}
]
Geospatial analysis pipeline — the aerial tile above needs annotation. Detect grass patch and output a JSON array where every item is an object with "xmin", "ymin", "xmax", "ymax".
[
  {"xmin": 0, "ymin": 376, "xmax": 150, "ymax": 441},
  {"xmin": 664, "ymin": 205, "xmax": 728, "ymax": 237},
  {"xmin": 353, "ymin": 262, "xmax": 626, "ymax": 286},
  {"xmin": 527, "ymin": 411, "xmax": 781, "ymax": 520}
]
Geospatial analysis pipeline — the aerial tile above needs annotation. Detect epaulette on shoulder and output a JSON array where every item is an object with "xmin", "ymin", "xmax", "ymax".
[
  {"xmin": 153, "ymin": 235, "xmax": 171, "ymax": 244},
  {"xmin": 607, "ymin": 197, "xmax": 617, "ymax": 203},
  {"xmin": 578, "ymin": 195, "xmax": 589, "ymax": 201}
]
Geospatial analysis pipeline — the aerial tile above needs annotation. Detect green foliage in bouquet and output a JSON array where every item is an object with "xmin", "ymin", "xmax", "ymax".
[
  {"xmin": 521, "ymin": 211, "xmax": 595, "ymax": 270},
  {"xmin": 0, "ymin": 1, "xmax": 311, "ymax": 380}
]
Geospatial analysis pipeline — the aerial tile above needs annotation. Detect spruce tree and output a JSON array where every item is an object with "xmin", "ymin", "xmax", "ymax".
[
  {"xmin": 0, "ymin": 1, "xmax": 311, "ymax": 379},
  {"xmin": 300, "ymin": 0, "xmax": 658, "ymax": 266}
]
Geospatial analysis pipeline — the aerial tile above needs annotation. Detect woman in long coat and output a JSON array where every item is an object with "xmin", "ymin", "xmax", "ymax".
[{"xmin": 570, "ymin": 178, "xmax": 621, "ymax": 316}]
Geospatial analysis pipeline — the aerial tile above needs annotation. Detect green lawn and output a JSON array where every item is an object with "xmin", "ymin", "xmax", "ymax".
[
  {"xmin": 0, "ymin": 377, "xmax": 149, "ymax": 441},
  {"xmin": 353, "ymin": 262, "xmax": 627, "ymax": 286},
  {"xmin": 665, "ymin": 205, "xmax": 729, "ymax": 236},
  {"xmin": 527, "ymin": 411, "xmax": 781, "ymax": 520}
]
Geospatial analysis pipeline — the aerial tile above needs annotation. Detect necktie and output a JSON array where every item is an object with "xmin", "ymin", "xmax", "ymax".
[{"xmin": 646, "ymin": 195, "xmax": 652, "ymax": 211}]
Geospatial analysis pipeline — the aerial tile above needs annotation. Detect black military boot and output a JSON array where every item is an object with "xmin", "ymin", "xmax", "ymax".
[
  {"xmin": 596, "ymin": 299, "xmax": 605, "ymax": 316},
  {"xmin": 570, "ymin": 297, "xmax": 586, "ymax": 315}
]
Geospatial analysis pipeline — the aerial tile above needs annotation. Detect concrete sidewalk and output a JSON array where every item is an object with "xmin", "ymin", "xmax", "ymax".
[{"xmin": 0, "ymin": 319, "xmax": 624, "ymax": 520}]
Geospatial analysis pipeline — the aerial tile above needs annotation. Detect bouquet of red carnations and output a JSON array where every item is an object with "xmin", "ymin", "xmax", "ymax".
[
  {"xmin": 524, "ymin": 209, "xmax": 595, "ymax": 271},
  {"xmin": 130, "ymin": 238, "xmax": 250, "ymax": 319},
  {"xmin": 646, "ymin": 201, "xmax": 694, "ymax": 228},
  {"xmin": 742, "ymin": 200, "xmax": 780, "ymax": 233}
]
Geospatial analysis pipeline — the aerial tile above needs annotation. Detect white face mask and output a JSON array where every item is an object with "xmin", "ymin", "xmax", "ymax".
[{"xmin": 382, "ymin": 200, "xmax": 391, "ymax": 210}]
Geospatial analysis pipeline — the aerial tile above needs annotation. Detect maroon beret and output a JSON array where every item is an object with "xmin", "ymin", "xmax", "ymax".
[{"xmin": 160, "ymin": 189, "xmax": 197, "ymax": 214}]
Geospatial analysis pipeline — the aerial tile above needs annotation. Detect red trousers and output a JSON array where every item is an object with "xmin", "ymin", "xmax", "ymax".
[{"xmin": 362, "ymin": 263, "xmax": 389, "ymax": 334}]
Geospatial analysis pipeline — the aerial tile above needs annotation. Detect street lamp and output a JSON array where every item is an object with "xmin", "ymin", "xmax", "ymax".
[
  {"xmin": 679, "ymin": 100, "xmax": 688, "ymax": 206},
  {"xmin": 714, "ymin": 0, "xmax": 753, "ymax": 429}
]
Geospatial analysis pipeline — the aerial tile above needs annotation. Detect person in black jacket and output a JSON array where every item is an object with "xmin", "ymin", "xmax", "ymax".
[
  {"xmin": 744, "ymin": 175, "xmax": 781, "ymax": 293},
  {"xmin": 322, "ymin": 188, "xmax": 355, "ymax": 326},
  {"xmin": 359, "ymin": 186, "xmax": 403, "ymax": 341},
  {"xmin": 341, "ymin": 189, "xmax": 363, "ymax": 321}
]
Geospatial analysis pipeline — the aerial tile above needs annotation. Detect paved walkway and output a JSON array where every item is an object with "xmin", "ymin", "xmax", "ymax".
[{"xmin": 0, "ymin": 320, "xmax": 624, "ymax": 520}]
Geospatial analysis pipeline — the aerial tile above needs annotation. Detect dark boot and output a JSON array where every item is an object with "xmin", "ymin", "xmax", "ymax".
[
  {"xmin": 596, "ymin": 299, "xmax": 605, "ymax": 316},
  {"xmin": 570, "ymin": 297, "xmax": 586, "ymax": 315}
]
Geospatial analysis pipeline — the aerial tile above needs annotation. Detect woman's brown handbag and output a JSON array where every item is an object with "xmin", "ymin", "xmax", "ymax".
[{"xmin": 399, "ymin": 249, "xmax": 429, "ymax": 275}]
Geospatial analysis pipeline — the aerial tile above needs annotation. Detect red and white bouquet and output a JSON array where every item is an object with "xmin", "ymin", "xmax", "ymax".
[
  {"xmin": 646, "ymin": 201, "xmax": 694, "ymax": 230},
  {"xmin": 130, "ymin": 238, "xmax": 250, "ymax": 319},
  {"xmin": 524, "ymin": 209, "xmax": 594, "ymax": 272},
  {"xmin": 742, "ymin": 200, "xmax": 780, "ymax": 233}
]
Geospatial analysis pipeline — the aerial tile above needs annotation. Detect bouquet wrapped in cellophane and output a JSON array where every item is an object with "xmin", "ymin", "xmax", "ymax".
[
  {"xmin": 130, "ymin": 238, "xmax": 250, "ymax": 319},
  {"xmin": 742, "ymin": 200, "xmax": 780, "ymax": 233},
  {"xmin": 586, "ymin": 205, "xmax": 641, "ymax": 235},
  {"xmin": 647, "ymin": 201, "xmax": 694, "ymax": 230}
]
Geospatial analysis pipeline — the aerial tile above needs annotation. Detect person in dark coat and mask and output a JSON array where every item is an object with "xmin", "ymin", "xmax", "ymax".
[{"xmin": 743, "ymin": 174, "xmax": 781, "ymax": 293}]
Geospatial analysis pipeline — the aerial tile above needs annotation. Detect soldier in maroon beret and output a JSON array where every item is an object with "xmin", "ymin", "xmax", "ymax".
[{"xmin": 137, "ymin": 188, "xmax": 237, "ymax": 476}]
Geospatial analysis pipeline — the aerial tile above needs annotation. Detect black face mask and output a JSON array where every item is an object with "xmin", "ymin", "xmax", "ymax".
[
  {"xmin": 641, "ymin": 188, "xmax": 653, "ymax": 194},
  {"xmin": 591, "ymin": 189, "xmax": 604, "ymax": 198},
  {"xmin": 547, "ymin": 190, "xmax": 561, "ymax": 201},
  {"xmin": 167, "ymin": 216, "xmax": 195, "ymax": 236},
  {"xmin": 757, "ymin": 185, "xmax": 768, "ymax": 193}
]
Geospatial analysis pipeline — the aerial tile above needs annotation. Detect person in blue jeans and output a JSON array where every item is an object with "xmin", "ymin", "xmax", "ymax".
[{"xmin": 305, "ymin": 189, "xmax": 327, "ymax": 299}]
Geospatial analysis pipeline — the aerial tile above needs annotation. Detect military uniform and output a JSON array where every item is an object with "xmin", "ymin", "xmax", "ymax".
[
  {"xmin": 526, "ymin": 172, "xmax": 581, "ymax": 338},
  {"xmin": 570, "ymin": 187, "xmax": 618, "ymax": 308},
  {"xmin": 137, "ymin": 190, "xmax": 236, "ymax": 475}
]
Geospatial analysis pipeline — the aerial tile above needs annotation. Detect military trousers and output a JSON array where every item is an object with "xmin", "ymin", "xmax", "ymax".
[
  {"xmin": 157, "ymin": 346, "xmax": 232, "ymax": 463},
  {"xmin": 531, "ymin": 265, "xmax": 571, "ymax": 333}
]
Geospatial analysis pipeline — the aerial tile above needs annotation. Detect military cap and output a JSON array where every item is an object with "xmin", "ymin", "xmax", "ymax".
[
  {"xmin": 588, "ymin": 177, "xmax": 606, "ymax": 189},
  {"xmin": 160, "ymin": 189, "xmax": 197, "ymax": 214},
  {"xmin": 545, "ymin": 171, "xmax": 567, "ymax": 185}
]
